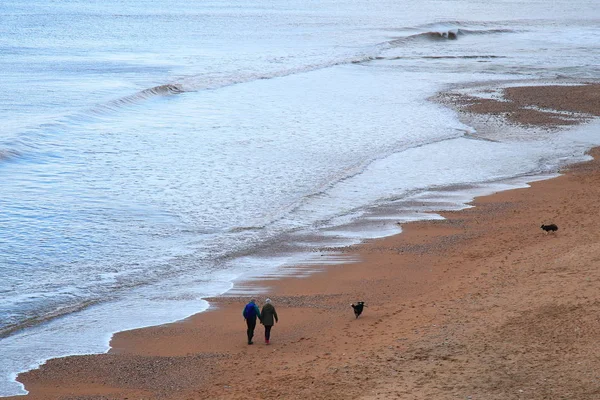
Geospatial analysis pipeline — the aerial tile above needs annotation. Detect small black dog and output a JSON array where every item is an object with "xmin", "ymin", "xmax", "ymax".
[
  {"xmin": 351, "ymin": 302, "xmax": 365, "ymax": 319},
  {"xmin": 541, "ymin": 223, "xmax": 558, "ymax": 233}
]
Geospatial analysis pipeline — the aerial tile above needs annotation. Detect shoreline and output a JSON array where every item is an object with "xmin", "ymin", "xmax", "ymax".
[{"xmin": 5, "ymin": 82, "xmax": 600, "ymax": 400}]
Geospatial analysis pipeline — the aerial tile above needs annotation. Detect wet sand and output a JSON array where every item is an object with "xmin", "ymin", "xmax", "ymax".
[{"xmin": 5, "ymin": 82, "xmax": 600, "ymax": 400}]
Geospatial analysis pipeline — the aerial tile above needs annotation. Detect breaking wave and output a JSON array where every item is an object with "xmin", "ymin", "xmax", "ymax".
[
  {"xmin": 87, "ymin": 83, "xmax": 185, "ymax": 116},
  {"xmin": 66, "ymin": 23, "xmax": 516, "ymax": 118},
  {"xmin": 387, "ymin": 27, "xmax": 515, "ymax": 47},
  {"xmin": 0, "ymin": 299, "xmax": 101, "ymax": 339},
  {"xmin": 7, "ymin": 21, "xmax": 516, "ymax": 140},
  {"xmin": 0, "ymin": 148, "xmax": 21, "ymax": 163},
  {"xmin": 100, "ymin": 25, "xmax": 513, "ymax": 102}
]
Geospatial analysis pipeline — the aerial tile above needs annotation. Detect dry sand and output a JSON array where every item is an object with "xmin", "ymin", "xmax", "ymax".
[{"xmin": 5, "ymin": 82, "xmax": 600, "ymax": 400}]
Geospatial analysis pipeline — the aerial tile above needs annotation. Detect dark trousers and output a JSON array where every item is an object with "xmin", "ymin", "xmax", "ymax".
[
  {"xmin": 264, "ymin": 325, "xmax": 272, "ymax": 341},
  {"xmin": 246, "ymin": 319, "xmax": 257, "ymax": 343}
]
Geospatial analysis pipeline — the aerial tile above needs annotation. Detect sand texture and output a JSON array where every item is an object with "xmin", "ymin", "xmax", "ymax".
[{"xmin": 5, "ymin": 83, "xmax": 600, "ymax": 400}]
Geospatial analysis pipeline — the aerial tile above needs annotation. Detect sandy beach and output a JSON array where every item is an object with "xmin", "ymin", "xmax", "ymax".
[{"xmin": 5, "ymin": 82, "xmax": 600, "ymax": 400}]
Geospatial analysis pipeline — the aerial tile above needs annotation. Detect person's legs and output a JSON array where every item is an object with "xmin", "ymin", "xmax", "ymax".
[
  {"xmin": 264, "ymin": 325, "xmax": 272, "ymax": 343},
  {"xmin": 246, "ymin": 319, "xmax": 256, "ymax": 344}
]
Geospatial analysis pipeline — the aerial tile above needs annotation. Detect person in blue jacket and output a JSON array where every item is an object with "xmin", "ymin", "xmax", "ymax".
[{"xmin": 242, "ymin": 299, "xmax": 261, "ymax": 344}]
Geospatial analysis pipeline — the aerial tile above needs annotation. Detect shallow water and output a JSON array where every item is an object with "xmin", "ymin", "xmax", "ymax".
[{"xmin": 1, "ymin": 0, "xmax": 599, "ymax": 395}]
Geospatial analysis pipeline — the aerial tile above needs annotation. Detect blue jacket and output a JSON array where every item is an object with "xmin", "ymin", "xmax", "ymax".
[{"xmin": 242, "ymin": 302, "xmax": 261, "ymax": 321}]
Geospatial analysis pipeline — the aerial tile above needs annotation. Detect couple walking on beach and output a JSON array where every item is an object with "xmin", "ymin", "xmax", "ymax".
[{"xmin": 243, "ymin": 298, "xmax": 278, "ymax": 345}]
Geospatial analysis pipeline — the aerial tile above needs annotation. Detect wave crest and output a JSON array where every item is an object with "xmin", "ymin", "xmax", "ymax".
[
  {"xmin": 0, "ymin": 148, "xmax": 22, "ymax": 163},
  {"xmin": 388, "ymin": 26, "xmax": 515, "ymax": 47}
]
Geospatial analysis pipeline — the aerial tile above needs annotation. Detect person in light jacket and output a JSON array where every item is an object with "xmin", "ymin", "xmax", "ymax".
[{"xmin": 260, "ymin": 298, "xmax": 278, "ymax": 345}]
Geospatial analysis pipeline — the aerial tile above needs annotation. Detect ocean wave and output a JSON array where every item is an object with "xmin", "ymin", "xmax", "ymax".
[
  {"xmin": 387, "ymin": 26, "xmax": 515, "ymax": 47},
  {"xmin": 178, "ymin": 54, "xmax": 379, "ymax": 92},
  {"xmin": 175, "ymin": 26, "xmax": 515, "ymax": 90},
  {"xmin": 6, "ymin": 23, "xmax": 515, "ymax": 134},
  {"xmin": 79, "ymin": 55, "xmax": 380, "ymax": 117},
  {"xmin": 115, "ymin": 26, "xmax": 512, "ymax": 98},
  {"xmin": 0, "ymin": 148, "xmax": 21, "ymax": 163},
  {"xmin": 420, "ymin": 55, "xmax": 506, "ymax": 59},
  {"xmin": 384, "ymin": 55, "xmax": 507, "ymax": 61},
  {"xmin": 87, "ymin": 83, "xmax": 185, "ymax": 115},
  {"xmin": 228, "ymin": 226, "xmax": 266, "ymax": 233},
  {"xmin": 0, "ymin": 299, "xmax": 100, "ymax": 339}
]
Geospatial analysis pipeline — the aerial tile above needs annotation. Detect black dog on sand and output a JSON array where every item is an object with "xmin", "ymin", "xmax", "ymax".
[
  {"xmin": 541, "ymin": 223, "xmax": 558, "ymax": 233},
  {"xmin": 351, "ymin": 302, "xmax": 365, "ymax": 319}
]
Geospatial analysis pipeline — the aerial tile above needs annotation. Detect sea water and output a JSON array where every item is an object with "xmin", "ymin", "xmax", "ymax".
[{"xmin": 1, "ymin": 0, "xmax": 599, "ymax": 395}]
